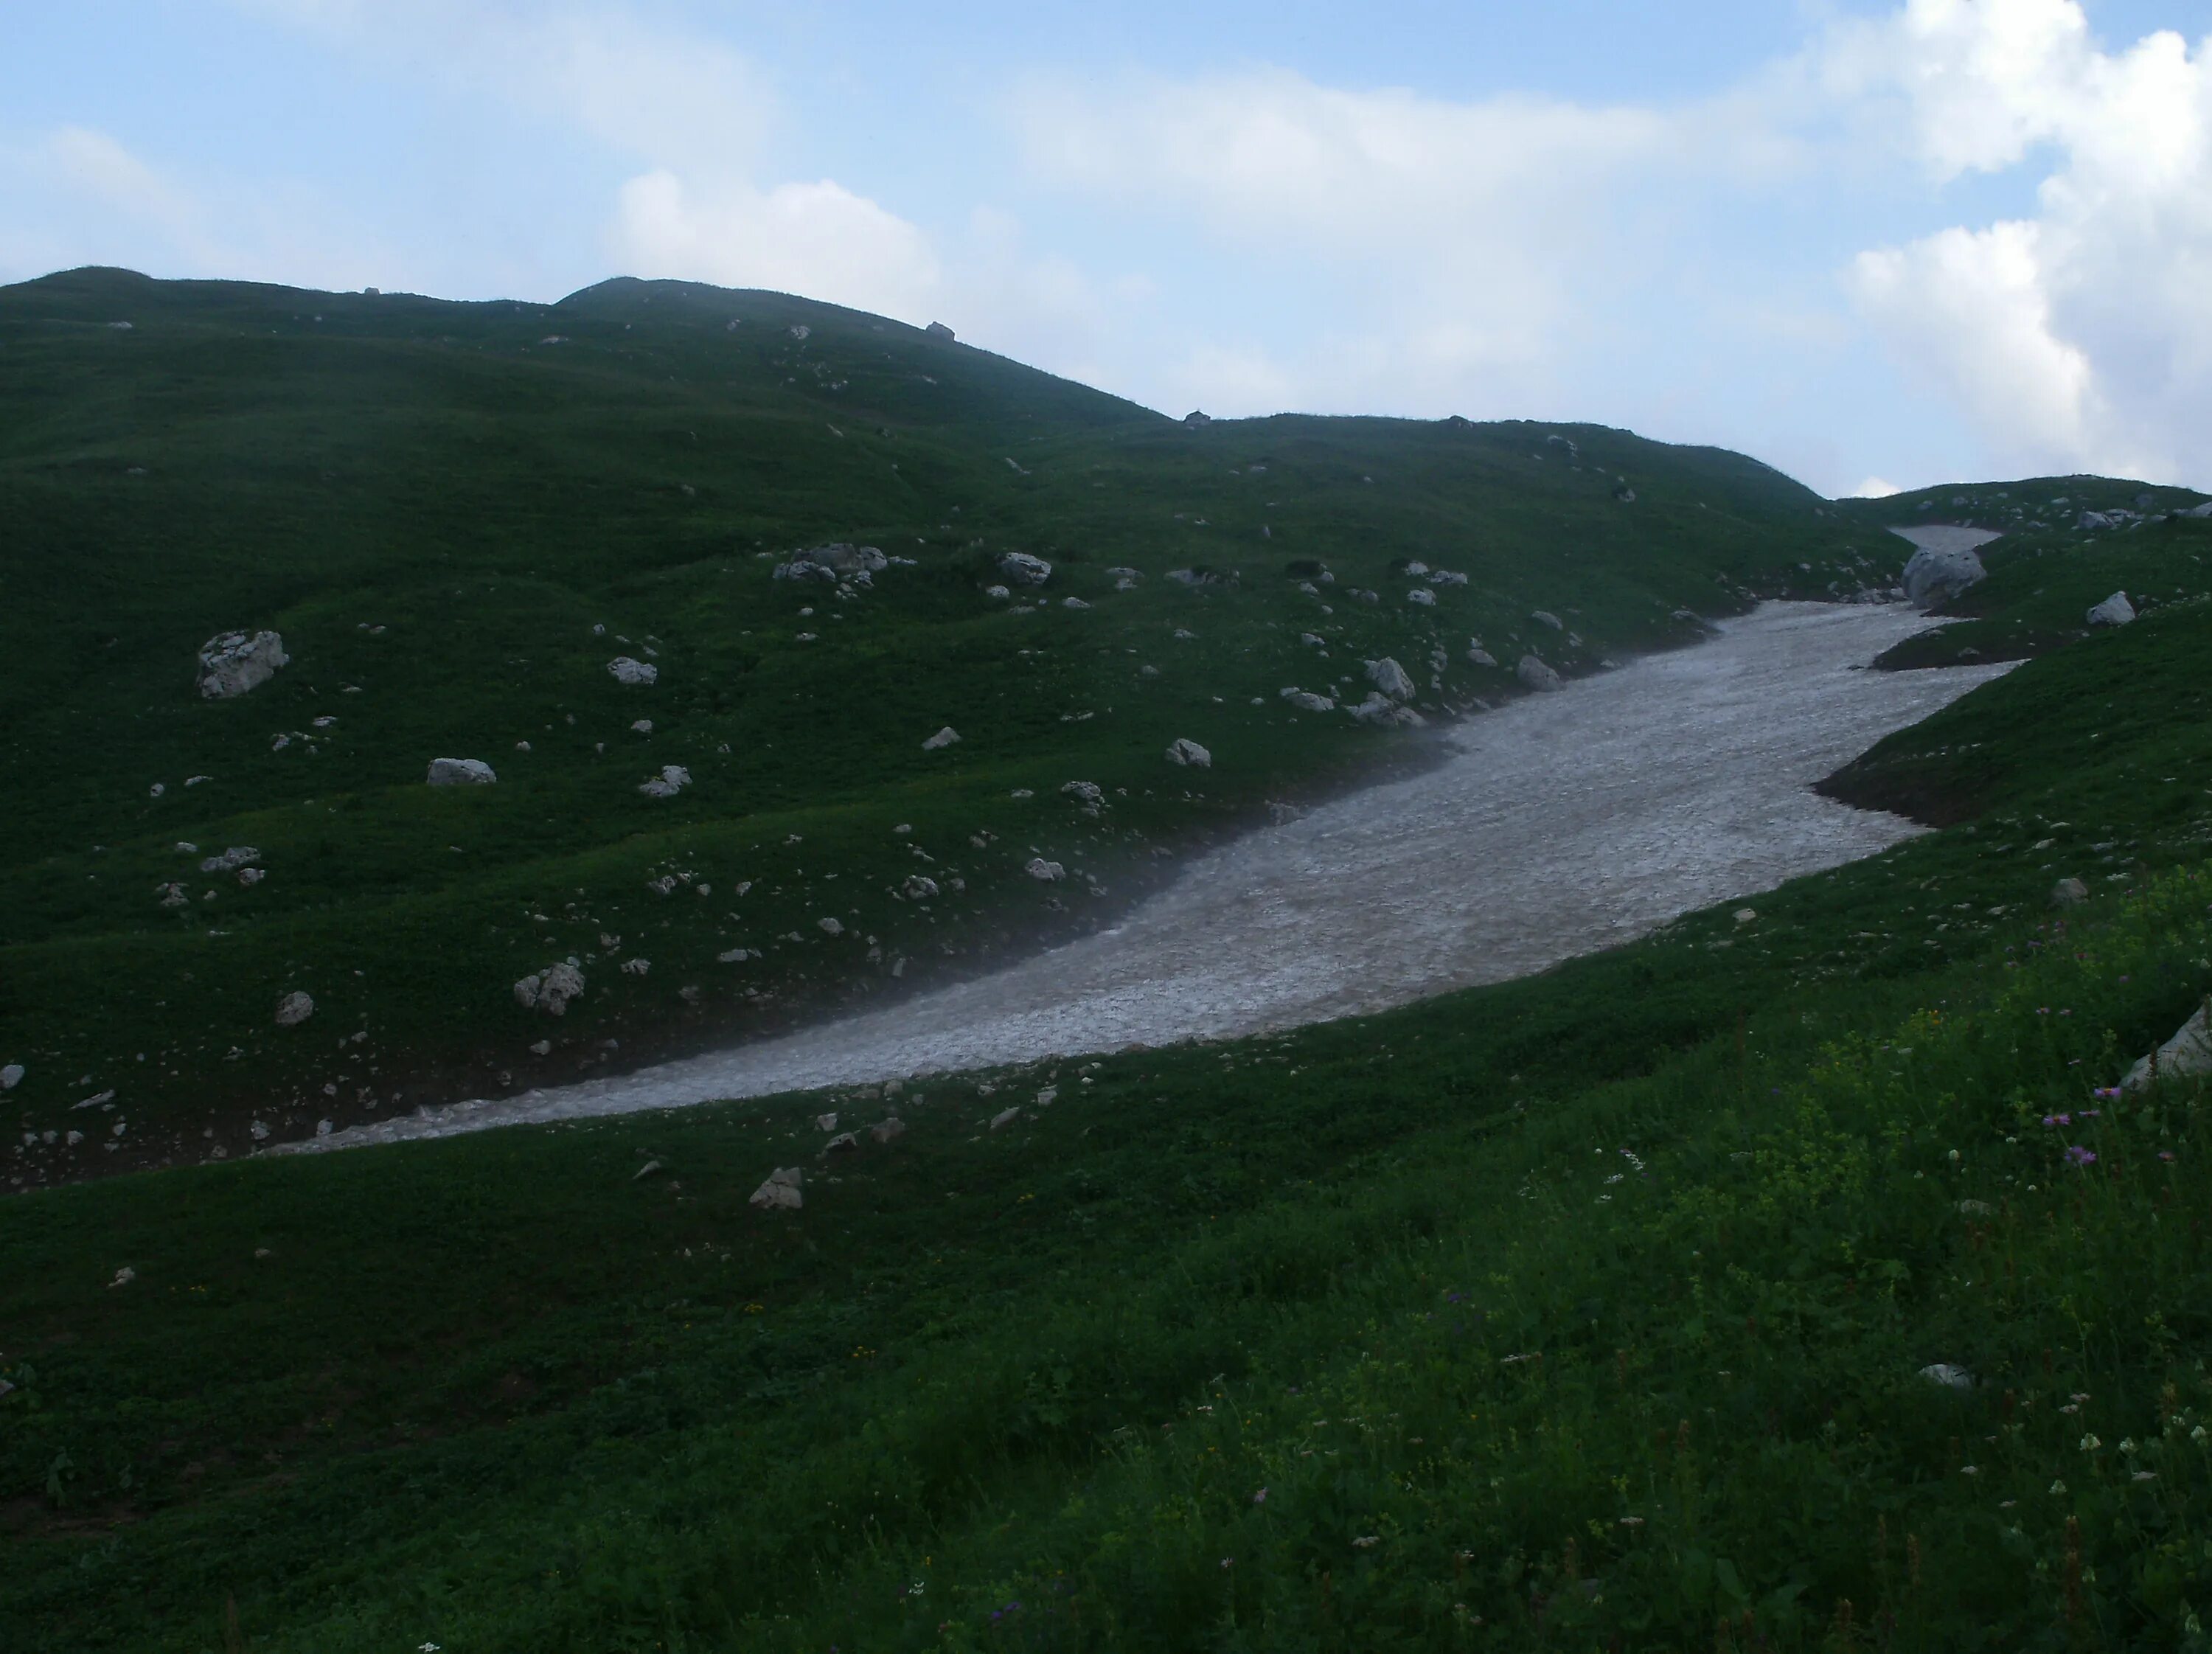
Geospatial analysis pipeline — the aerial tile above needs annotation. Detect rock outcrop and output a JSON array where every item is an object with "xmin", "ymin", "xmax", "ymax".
[
  {"xmin": 922, "ymin": 726, "xmax": 960, "ymax": 750},
  {"xmin": 197, "ymin": 630, "xmax": 288, "ymax": 699},
  {"xmin": 1366, "ymin": 657, "xmax": 1415, "ymax": 701},
  {"xmin": 274, "ymin": 990, "xmax": 315, "ymax": 1027},
  {"xmin": 1900, "ymin": 546, "xmax": 1986, "ymax": 609},
  {"xmin": 1166, "ymin": 737, "xmax": 1211, "ymax": 768},
  {"xmin": 607, "ymin": 656, "xmax": 658, "ymax": 686},
  {"xmin": 513, "ymin": 962, "xmax": 585, "ymax": 1015},
  {"xmin": 749, "ymin": 1167, "xmax": 804, "ymax": 1210},
  {"xmin": 998, "ymin": 552, "xmax": 1053, "ymax": 586},
  {"xmin": 427, "ymin": 758, "xmax": 497, "ymax": 786},
  {"xmin": 1026, "ymin": 858, "xmax": 1065, "ymax": 881}
]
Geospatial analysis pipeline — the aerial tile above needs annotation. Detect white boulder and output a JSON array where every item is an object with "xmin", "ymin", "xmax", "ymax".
[
  {"xmin": 1166, "ymin": 737, "xmax": 1211, "ymax": 768},
  {"xmin": 2120, "ymin": 1005, "xmax": 2212, "ymax": 1094},
  {"xmin": 1901, "ymin": 546, "xmax": 1986, "ymax": 609},
  {"xmin": 274, "ymin": 991, "xmax": 315, "ymax": 1027},
  {"xmin": 1366, "ymin": 657, "xmax": 1415, "ymax": 701},
  {"xmin": 749, "ymin": 1167, "xmax": 804, "ymax": 1210},
  {"xmin": 1406, "ymin": 588, "xmax": 1436, "ymax": 606},
  {"xmin": 2087, "ymin": 592, "xmax": 2136, "ymax": 628},
  {"xmin": 998, "ymin": 552, "xmax": 1053, "ymax": 586},
  {"xmin": 199, "ymin": 846, "xmax": 261, "ymax": 873},
  {"xmin": 0, "ymin": 1064, "xmax": 21, "ymax": 1091},
  {"xmin": 607, "ymin": 656, "xmax": 658, "ymax": 685},
  {"xmin": 1026, "ymin": 858, "xmax": 1065, "ymax": 881},
  {"xmin": 922, "ymin": 726, "xmax": 961, "ymax": 751},
  {"xmin": 197, "ymin": 630, "xmax": 289, "ymax": 699},
  {"xmin": 902, "ymin": 875, "xmax": 940, "ymax": 900},
  {"xmin": 427, "ymin": 758, "xmax": 497, "ymax": 786},
  {"xmin": 638, "ymin": 765, "xmax": 691, "ymax": 798}
]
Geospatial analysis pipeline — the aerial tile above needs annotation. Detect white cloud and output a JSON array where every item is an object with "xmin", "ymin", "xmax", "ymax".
[
  {"xmin": 1841, "ymin": 3, "xmax": 2212, "ymax": 482},
  {"xmin": 611, "ymin": 170, "xmax": 942, "ymax": 318},
  {"xmin": 1851, "ymin": 476, "xmax": 1905, "ymax": 498}
]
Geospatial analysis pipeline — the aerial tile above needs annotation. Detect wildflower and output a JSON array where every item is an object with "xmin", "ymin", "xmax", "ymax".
[
  {"xmin": 1353, "ymin": 1535, "xmax": 1380, "ymax": 1549},
  {"xmin": 2051, "ymin": 1480, "xmax": 2068, "ymax": 1495},
  {"xmin": 2066, "ymin": 1147, "xmax": 2097, "ymax": 1167},
  {"xmin": 1618, "ymin": 1516, "xmax": 1644, "ymax": 1527},
  {"xmin": 1220, "ymin": 1557, "xmax": 1234, "ymax": 1568},
  {"xmin": 2134, "ymin": 1471, "xmax": 2158, "ymax": 1483},
  {"xmin": 1948, "ymin": 1149, "xmax": 1961, "ymax": 1164},
  {"xmin": 2193, "ymin": 1425, "xmax": 2208, "ymax": 1443},
  {"xmin": 2093, "ymin": 1087, "xmax": 2121, "ymax": 1100},
  {"xmin": 1961, "ymin": 1465, "xmax": 1980, "ymax": 1476},
  {"xmin": 2081, "ymin": 1434, "xmax": 2102, "ymax": 1452},
  {"xmin": 2162, "ymin": 1152, "xmax": 2177, "ymax": 1162},
  {"xmin": 1252, "ymin": 1488, "xmax": 1267, "ymax": 1504},
  {"xmin": 2043, "ymin": 1113, "xmax": 2071, "ymax": 1127},
  {"xmin": 2120, "ymin": 1438, "xmax": 2138, "ymax": 1455}
]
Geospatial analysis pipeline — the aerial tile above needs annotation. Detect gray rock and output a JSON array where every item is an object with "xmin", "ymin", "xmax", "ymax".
[
  {"xmin": 775, "ymin": 543, "xmax": 886, "ymax": 583},
  {"xmin": 427, "ymin": 758, "xmax": 497, "ymax": 786},
  {"xmin": 2184, "ymin": 501, "xmax": 2212, "ymax": 519},
  {"xmin": 1919, "ymin": 1363, "xmax": 1974, "ymax": 1391},
  {"xmin": 513, "ymin": 962, "xmax": 585, "ymax": 1015},
  {"xmin": 902, "ymin": 875, "xmax": 940, "ymax": 900},
  {"xmin": 0, "ymin": 1064, "xmax": 21, "ymax": 1091},
  {"xmin": 1366, "ymin": 656, "xmax": 1415, "ymax": 701},
  {"xmin": 1062, "ymin": 596, "xmax": 1091, "ymax": 611},
  {"xmin": 1900, "ymin": 546, "xmax": 1986, "ymax": 608},
  {"xmin": 869, "ymin": 1116, "xmax": 906, "ymax": 1144},
  {"xmin": 197, "ymin": 630, "xmax": 289, "ymax": 698},
  {"xmin": 2120, "ymin": 1004, "xmax": 2212, "ymax": 1094},
  {"xmin": 1467, "ymin": 643, "xmax": 1498, "ymax": 668},
  {"xmin": 990, "ymin": 1105, "xmax": 1022, "ymax": 1130},
  {"xmin": 2086, "ymin": 591, "xmax": 2136, "ymax": 628},
  {"xmin": 1517, "ymin": 655, "xmax": 1564, "ymax": 692},
  {"xmin": 1062, "ymin": 780, "xmax": 1105, "ymax": 814},
  {"xmin": 2051, "ymin": 877, "xmax": 2089, "ymax": 906},
  {"xmin": 1530, "ymin": 610, "xmax": 1564, "ymax": 631},
  {"xmin": 638, "ymin": 764, "xmax": 692, "ymax": 798},
  {"xmin": 607, "ymin": 656, "xmax": 658, "ymax": 685},
  {"xmin": 925, "ymin": 321, "xmax": 954, "ymax": 341},
  {"xmin": 1348, "ymin": 692, "xmax": 1425, "ymax": 727},
  {"xmin": 1025, "ymin": 857, "xmax": 1065, "ymax": 881},
  {"xmin": 817, "ymin": 917, "xmax": 844, "ymax": 936},
  {"xmin": 198, "ymin": 846, "xmax": 261, "ymax": 873},
  {"xmin": 274, "ymin": 990, "xmax": 315, "ymax": 1027},
  {"xmin": 1406, "ymin": 588, "xmax": 1436, "ymax": 607},
  {"xmin": 1166, "ymin": 737, "xmax": 1211, "ymax": 768},
  {"xmin": 2079, "ymin": 510, "xmax": 2120, "ymax": 531},
  {"xmin": 824, "ymin": 1130, "xmax": 859, "ymax": 1153},
  {"xmin": 1279, "ymin": 688, "xmax": 1335, "ymax": 712},
  {"xmin": 922, "ymin": 726, "xmax": 960, "ymax": 751},
  {"xmin": 984, "ymin": 585, "xmax": 1011, "ymax": 600},
  {"xmin": 749, "ymin": 1167, "xmax": 804, "ymax": 1210},
  {"xmin": 998, "ymin": 552, "xmax": 1053, "ymax": 586}
]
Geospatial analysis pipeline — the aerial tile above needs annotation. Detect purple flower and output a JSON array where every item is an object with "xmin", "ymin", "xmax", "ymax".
[
  {"xmin": 2093, "ymin": 1087, "xmax": 2121, "ymax": 1100},
  {"xmin": 2161, "ymin": 1151, "xmax": 2178, "ymax": 1163},
  {"xmin": 2066, "ymin": 1146, "xmax": 2097, "ymax": 1167},
  {"xmin": 2044, "ymin": 1113, "xmax": 2071, "ymax": 1127}
]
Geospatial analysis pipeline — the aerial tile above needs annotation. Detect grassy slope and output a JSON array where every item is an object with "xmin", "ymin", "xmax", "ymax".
[
  {"xmin": 0, "ymin": 268, "xmax": 1879, "ymax": 1184},
  {"xmin": 1832, "ymin": 479, "xmax": 2212, "ymax": 670},
  {"xmin": 4, "ymin": 592, "xmax": 2211, "ymax": 1649}
]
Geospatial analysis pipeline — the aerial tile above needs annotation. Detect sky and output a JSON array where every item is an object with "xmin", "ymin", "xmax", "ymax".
[{"xmin": 2, "ymin": 0, "xmax": 2208, "ymax": 498}]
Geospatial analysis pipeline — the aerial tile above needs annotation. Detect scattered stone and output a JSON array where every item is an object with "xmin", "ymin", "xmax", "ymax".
[
  {"xmin": 818, "ymin": 917, "xmax": 845, "ymax": 936},
  {"xmin": 817, "ymin": 1112, "xmax": 843, "ymax": 1132},
  {"xmin": 199, "ymin": 847, "xmax": 260, "ymax": 874},
  {"xmin": 1516, "ymin": 655, "xmax": 1565, "ymax": 692},
  {"xmin": 631, "ymin": 719, "xmax": 653, "ymax": 734},
  {"xmin": 990, "ymin": 1106, "xmax": 1022, "ymax": 1130},
  {"xmin": 2185, "ymin": 501, "xmax": 2212, "ymax": 519},
  {"xmin": 2086, "ymin": 591, "xmax": 2136, "ymax": 628},
  {"xmin": 1466, "ymin": 643, "xmax": 1498, "ymax": 668},
  {"xmin": 513, "ymin": 962, "xmax": 585, "ymax": 1015},
  {"xmin": 1366, "ymin": 657, "xmax": 1415, "ymax": 701},
  {"xmin": 638, "ymin": 765, "xmax": 692, "ymax": 798},
  {"xmin": 1349, "ymin": 693, "xmax": 1425, "ymax": 727},
  {"xmin": 1062, "ymin": 780, "xmax": 1105, "ymax": 814},
  {"xmin": 529, "ymin": 1039, "xmax": 552, "ymax": 1056},
  {"xmin": 1062, "ymin": 596, "xmax": 1091, "ymax": 610},
  {"xmin": 1166, "ymin": 737, "xmax": 1211, "ymax": 768},
  {"xmin": 620, "ymin": 957, "xmax": 651, "ymax": 976},
  {"xmin": 749, "ymin": 1167, "xmax": 804, "ymax": 1210},
  {"xmin": 238, "ymin": 866, "xmax": 265, "ymax": 887},
  {"xmin": 1530, "ymin": 610, "xmax": 1564, "ymax": 631},
  {"xmin": 274, "ymin": 990, "xmax": 315, "ymax": 1027},
  {"xmin": 925, "ymin": 321, "xmax": 954, "ymax": 341},
  {"xmin": 2120, "ymin": 1004, "xmax": 2212, "ymax": 1094},
  {"xmin": 632, "ymin": 1159, "xmax": 662, "ymax": 1180},
  {"xmin": 984, "ymin": 585, "xmax": 1011, "ymax": 600},
  {"xmin": 427, "ymin": 757, "xmax": 498, "ymax": 786},
  {"xmin": 196, "ymin": 630, "xmax": 289, "ymax": 699},
  {"xmin": 1280, "ymin": 689, "xmax": 1335, "ymax": 712},
  {"xmin": 607, "ymin": 656, "xmax": 658, "ymax": 685},
  {"xmin": 2050, "ymin": 877, "xmax": 2090, "ymax": 907},
  {"xmin": 1958, "ymin": 1199, "xmax": 1994, "ymax": 1217},
  {"xmin": 998, "ymin": 552, "xmax": 1053, "ymax": 586},
  {"xmin": 1026, "ymin": 858, "xmax": 1065, "ymax": 881},
  {"xmin": 1406, "ymin": 588, "xmax": 1436, "ymax": 606},
  {"xmin": 902, "ymin": 875, "xmax": 940, "ymax": 900},
  {"xmin": 824, "ymin": 1131, "xmax": 860, "ymax": 1153},
  {"xmin": 0, "ymin": 1065, "xmax": 19, "ymax": 1091},
  {"xmin": 1734, "ymin": 908, "xmax": 1758, "ymax": 925},
  {"xmin": 922, "ymin": 726, "xmax": 961, "ymax": 750},
  {"xmin": 869, "ymin": 1116, "xmax": 906, "ymax": 1144},
  {"xmin": 1920, "ymin": 1363, "xmax": 1974, "ymax": 1391},
  {"xmin": 109, "ymin": 1267, "xmax": 136, "ymax": 1288}
]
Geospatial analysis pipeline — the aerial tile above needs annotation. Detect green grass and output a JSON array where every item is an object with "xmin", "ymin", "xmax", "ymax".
[
  {"xmin": 0, "ymin": 267, "xmax": 1903, "ymax": 1182},
  {"xmin": 4, "ymin": 588, "xmax": 2211, "ymax": 1650}
]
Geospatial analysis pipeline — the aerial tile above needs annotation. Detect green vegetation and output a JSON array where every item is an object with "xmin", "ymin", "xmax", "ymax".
[
  {"xmin": 0, "ymin": 268, "xmax": 1889, "ymax": 1180},
  {"xmin": 4, "ymin": 560, "xmax": 2211, "ymax": 1648}
]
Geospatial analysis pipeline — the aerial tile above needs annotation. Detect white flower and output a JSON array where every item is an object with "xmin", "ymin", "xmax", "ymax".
[
  {"xmin": 1352, "ymin": 1535, "xmax": 1380, "ymax": 1549},
  {"xmin": 2134, "ymin": 1471, "xmax": 2158, "ymax": 1483},
  {"xmin": 2081, "ymin": 1434, "xmax": 2102, "ymax": 1452},
  {"xmin": 2050, "ymin": 1480, "xmax": 2067, "ymax": 1495}
]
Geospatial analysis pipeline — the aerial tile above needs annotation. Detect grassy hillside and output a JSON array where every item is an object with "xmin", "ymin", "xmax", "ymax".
[
  {"xmin": 1833, "ymin": 479, "xmax": 2212, "ymax": 670},
  {"xmin": 3, "ymin": 567, "xmax": 2210, "ymax": 1649},
  {"xmin": 0, "ymin": 266, "xmax": 1888, "ymax": 1184}
]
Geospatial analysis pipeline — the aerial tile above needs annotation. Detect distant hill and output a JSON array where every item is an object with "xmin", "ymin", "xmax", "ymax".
[{"xmin": 0, "ymin": 265, "xmax": 2091, "ymax": 1182}]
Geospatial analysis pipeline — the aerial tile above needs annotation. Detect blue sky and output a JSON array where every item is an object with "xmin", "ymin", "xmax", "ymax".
[{"xmin": 4, "ymin": 1, "xmax": 2208, "ymax": 496}]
